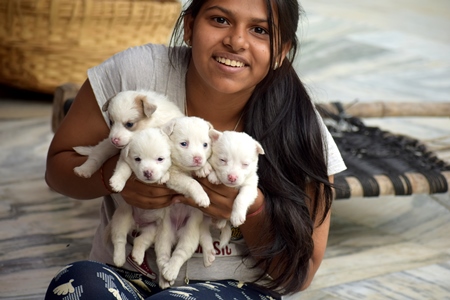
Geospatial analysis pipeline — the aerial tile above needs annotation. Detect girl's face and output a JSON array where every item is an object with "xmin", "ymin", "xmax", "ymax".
[{"xmin": 185, "ymin": 0, "xmax": 274, "ymax": 97}]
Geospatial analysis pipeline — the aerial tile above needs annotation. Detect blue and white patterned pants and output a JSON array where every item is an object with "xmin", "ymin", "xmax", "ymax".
[{"xmin": 45, "ymin": 260, "xmax": 281, "ymax": 299}]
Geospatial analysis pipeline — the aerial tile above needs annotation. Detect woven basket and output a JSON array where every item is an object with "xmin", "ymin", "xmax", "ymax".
[{"xmin": 0, "ymin": 0, "xmax": 181, "ymax": 94}]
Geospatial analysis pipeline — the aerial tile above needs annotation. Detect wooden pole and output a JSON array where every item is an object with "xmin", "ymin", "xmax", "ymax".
[{"xmin": 318, "ymin": 101, "xmax": 450, "ymax": 118}]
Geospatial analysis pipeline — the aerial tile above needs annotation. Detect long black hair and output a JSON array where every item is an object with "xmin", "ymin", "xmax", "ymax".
[{"xmin": 170, "ymin": 0, "xmax": 334, "ymax": 294}]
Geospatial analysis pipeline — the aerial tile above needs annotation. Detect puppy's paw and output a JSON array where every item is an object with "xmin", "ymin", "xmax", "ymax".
[
  {"xmin": 207, "ymin": 171, "xmax": 221, "ymax": 185},
  {"xmin": 109, "ymin": 177, "xmax": 124, "ymax": 192},
  {"xmin": 156, "ymin": 256, "xmax": 170, "ymax": 267},
  {"xmin": 73, "ymin": 166, "xmax": 93, "ymax": 178},
  {"xmin": 230, "ymin": 211, "xmax": 246, "ymax": 227},
  {"xmin": 158, "ymin": 172, "xmax": 170, "ymax": 184},
  {"xmin": 193, "ymin": 192, "xmax": 210, "ymax": 208},
  {"xmin": 203, "ymin": 249, "xmax": 216, "ymax": 267},
  {"xmin": 159, "ymin": 276, "xmax": 172, "ymax": 289},
  {"xmin": 162, "ymin": 262, "xmax": 180, "ymax": 282},
  {"xmin": 113, "ymin": 252, "xmax": 126, "ymax": 267},
  {"xmin": 131, "ymin": 249, "xmax": 145, "ymax": 266},
  {"xmin": 195, "ymin": 162, "xmax": 212, "ymax": 178}
]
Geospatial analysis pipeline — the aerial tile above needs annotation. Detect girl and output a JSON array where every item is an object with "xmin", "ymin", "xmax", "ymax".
[{"xmin": 45, "ymin": 0, "xmax": 346, "ymax": 298}]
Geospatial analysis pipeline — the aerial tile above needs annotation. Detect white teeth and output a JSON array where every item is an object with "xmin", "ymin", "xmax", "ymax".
[{"xmin": 216, "ymin": 57, "xmax": 245, "ymax": 67}]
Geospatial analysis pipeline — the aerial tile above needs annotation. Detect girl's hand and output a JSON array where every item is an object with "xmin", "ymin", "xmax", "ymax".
[
  {"xmin": 120, "ymin": 177, "xmax": 179, "ymax": 209},
  {"xmin": 172, "ymin": 177, "xmax": 240, "ymax": 220}
]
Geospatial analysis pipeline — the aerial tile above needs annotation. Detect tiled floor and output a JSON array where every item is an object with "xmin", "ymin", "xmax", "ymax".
[{"xmin": 1, "ymin": 1, "xmax": 449, "ymax": 299}]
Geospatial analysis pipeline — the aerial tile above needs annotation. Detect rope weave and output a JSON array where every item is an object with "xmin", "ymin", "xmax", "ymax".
[{"xmin": 319, "ymin": 103, "xmax": 450, "ymax": 199}]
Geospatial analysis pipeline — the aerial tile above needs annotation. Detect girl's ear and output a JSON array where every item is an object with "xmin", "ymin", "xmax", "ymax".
[{"xmin": 183, "ymin": 13, "xmax": 194, "ymax": 45}]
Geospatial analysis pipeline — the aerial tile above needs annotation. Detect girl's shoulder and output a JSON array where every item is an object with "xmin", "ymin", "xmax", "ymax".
[
  {"xmin": 113, "ymin": 43, "xmax": 168, "ymax": 65},
  {"xmin": 112, "ymin": 44, "xmax": 189, "ymax": 66}
]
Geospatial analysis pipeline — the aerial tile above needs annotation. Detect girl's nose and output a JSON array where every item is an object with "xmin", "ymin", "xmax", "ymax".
[{"xmin": 223, "ymin": 28, "xmax": 249, "ymax": 51}]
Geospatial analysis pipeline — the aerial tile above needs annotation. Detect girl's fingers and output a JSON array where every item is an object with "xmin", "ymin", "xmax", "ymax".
[{"xmin": 120, "ymin": 178, "xmax": 177, "ymax": 209}]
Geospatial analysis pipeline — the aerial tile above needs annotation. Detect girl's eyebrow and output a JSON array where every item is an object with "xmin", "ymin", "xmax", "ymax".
[{"xmin": 205, "ymin": 5, "xmax": 269, "ymax": 24}]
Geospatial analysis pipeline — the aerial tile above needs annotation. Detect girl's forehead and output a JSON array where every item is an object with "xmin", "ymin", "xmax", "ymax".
[{"xmin": 201, "ymin": 0, "xmax": 270, "ymax": 18}]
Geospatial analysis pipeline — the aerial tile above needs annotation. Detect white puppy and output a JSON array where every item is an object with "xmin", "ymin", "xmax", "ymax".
[
  {"xmin": 154, "ymin": 116, "xmax": 215, "ymax": 288},
  {"xmin": 107, "ymin": 127, "xmax": 172, "ymax": 267},
  {"xmin": 109, "ymin": 200, "xmax": 167, "ymax": 268},
  {"xmin": 207, "ymin": 130, "xmax": 265, "ymax": 228},
  {"xmin": 109, "ymin": 127, "xmax": 172, "ymax": 192},
  {"xmin": 73, "ymin": 90, "xmax": 183, "ymax": 178},
  {"xmin": 162, "ymin": 116, "xmax": 213, "ymax": 207}
]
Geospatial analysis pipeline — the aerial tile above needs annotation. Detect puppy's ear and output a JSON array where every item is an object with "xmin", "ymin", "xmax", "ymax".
[
  {"xmin": 102, "ymin": 99, "xmax": 111, "ymax": 112},
  {"xmin": 161, "ymin": 118, "xmax": 177, "ymax": 137},
  {"xmin": 206, "ymin": 121, "xmax": 214, "ymax": 130},
  {"xmin": 209, "ymin": 129, "xmax": 222, "ymax": 142},
  {"xmin": 122, "ymin": 144, "xmax": 130, "ymax": 158},
  {"xmin": 144, "ymin": 102, "xmax": 157, "ymax": 118},
  {"xmin": 136, "ymin": 95, "xmax": 158, "ymax": 117},
  {"xmin": 255, "ymin": 141, "xmax": 265, "ymax": 155}
]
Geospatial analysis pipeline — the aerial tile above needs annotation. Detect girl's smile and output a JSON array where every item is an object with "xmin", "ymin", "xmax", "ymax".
[
  {"xmin": 213, "ymin": 52, "xmax": 249, "ymax": 74},
  {"xmin": 214, "ymin": 56, "xmax": 246, "ymax": 68}
]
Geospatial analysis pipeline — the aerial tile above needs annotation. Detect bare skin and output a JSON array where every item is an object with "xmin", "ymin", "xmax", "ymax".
[{"xmin": 46, "ymin": 0, "xmax": 333, "ymax": 292}]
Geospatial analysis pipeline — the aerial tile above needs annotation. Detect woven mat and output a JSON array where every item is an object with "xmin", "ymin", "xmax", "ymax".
[{"xmin": 319, "ymin": 104, "xmax": 450, "ymax": 200}]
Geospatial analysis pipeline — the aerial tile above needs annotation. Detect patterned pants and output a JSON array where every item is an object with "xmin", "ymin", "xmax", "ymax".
[{"xmin": 45, "ymin": 260, "xmax": 281, "ymax": 300}]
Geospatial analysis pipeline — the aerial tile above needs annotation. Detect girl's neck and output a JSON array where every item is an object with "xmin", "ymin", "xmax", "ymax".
[{"xmin": 185, "ymin": 67, "xmax": 250, "ymax": 132}]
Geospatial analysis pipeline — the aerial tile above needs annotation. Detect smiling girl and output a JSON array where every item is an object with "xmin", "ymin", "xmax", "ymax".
[{"xmin": 45, "ymin": 0, "xmax": 346, "ymax": 299}]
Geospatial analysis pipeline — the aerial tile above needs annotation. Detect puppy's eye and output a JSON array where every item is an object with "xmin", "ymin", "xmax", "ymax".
[
  {"xmin": 109, "ymin": 120, "xmax": 113, "ymax": 126},
  {"xmin": 135, "ymin": 157, "xmax": 141, "ymax": 162},
  {"xmin": 203, "ymin": 143, "xmax": 208, "ymax": 148},
  {"xmin": 157, "ymin": 157, "xmax": 164, "ymax": 162},
  {"xmin": 180, "ymin": 142, "xmax": 188, "ymax": 147},
  {"xmin": 242, "ymin": 163, "xmax": 249, "ymax": 167},
  {"xmin": 220, "ymin": 158, "xmax": 227, "ymax": 163},
  {"xmin": 125, "ymin": 122, "xmax": 134, "ymax": 128}
]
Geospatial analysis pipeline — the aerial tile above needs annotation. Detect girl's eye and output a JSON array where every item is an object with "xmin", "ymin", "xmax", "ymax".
[
  {"xmin": 213, "ymin": 17, "xmax": 229, "ymax": 25},
  {"xmin": 125, "ymin": 122, "xmax": 134, "ymax": 128},
  {"xmin": 253, "ymin": 27, "xmax": 268, "ymax": 35},
  {"xmin": 135, "ymin": 157, "xmax": 141, "ymax": 162}
]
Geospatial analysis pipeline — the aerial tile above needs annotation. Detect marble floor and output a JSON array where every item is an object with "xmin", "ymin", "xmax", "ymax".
[{"xmin": 1, "ymin": 0, "xmax": 450, "ymax": 299}]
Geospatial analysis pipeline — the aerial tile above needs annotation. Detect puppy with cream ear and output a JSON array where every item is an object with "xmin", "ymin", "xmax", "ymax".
[
  {"xmin": 73, "ymin": 90, "xmax": 183, "ymax": 178},
  {"xmin": 207, "ymin": 130, "xmax": 265, "ymax": 227}
]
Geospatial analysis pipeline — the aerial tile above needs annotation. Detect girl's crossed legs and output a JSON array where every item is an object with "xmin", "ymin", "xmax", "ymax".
[{"xmin": 45, "ymin": 260, "xmax": 281, "ymax": 300}]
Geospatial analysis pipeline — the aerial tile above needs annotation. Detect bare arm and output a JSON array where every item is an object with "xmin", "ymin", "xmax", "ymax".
[{"xmin": 45, "ymin": 79, "xmax": 112, "ymax": 199}]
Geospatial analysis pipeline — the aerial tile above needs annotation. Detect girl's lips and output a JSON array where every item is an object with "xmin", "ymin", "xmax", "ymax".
[
  {"xmin": 213, "ymin": 53, "xmax": 250, "ymax": 68},
  {"xmin": 215, "ymin": 56, "xmax": 246, "ymax": 68}
]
